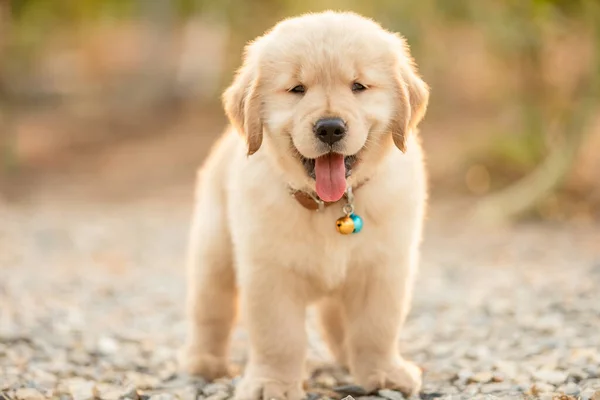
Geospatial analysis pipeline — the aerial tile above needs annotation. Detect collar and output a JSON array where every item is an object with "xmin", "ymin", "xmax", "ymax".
[{"xmin": 288, "ymin": 180, "xmax": 368, "ymax": 211}]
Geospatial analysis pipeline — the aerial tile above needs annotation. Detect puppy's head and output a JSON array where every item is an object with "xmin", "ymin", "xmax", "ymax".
[{"xmin": 223, "ymin": 11, "xmax": 429, "ymax": 202}]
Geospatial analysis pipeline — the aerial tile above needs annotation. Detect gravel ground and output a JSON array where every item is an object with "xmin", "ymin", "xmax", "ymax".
[{"xmin": 1, "ymin": 197, "xmax": 599, "ymax": 400}]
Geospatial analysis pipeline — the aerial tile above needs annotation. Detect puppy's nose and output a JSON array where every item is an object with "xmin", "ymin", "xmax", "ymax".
[{"xmin": 314, "ymin": 118, "xmax": 346, "ymax": 145}]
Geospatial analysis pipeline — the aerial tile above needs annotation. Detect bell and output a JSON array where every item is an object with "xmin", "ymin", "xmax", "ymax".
[
  {"xmin": 350, "ymin": 213, "xmax": 363, "ymax": 233},
  {"xmin": 335, "ymin": 216, "xmax": 355, "ymax": 235}
]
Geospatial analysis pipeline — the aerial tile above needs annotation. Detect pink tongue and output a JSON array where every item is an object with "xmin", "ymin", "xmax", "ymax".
[{"xmin": 315, "ymin": 153, "xmax": 347, "ymax": 202}]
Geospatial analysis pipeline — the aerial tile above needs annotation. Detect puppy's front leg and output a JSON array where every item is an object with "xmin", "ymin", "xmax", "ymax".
[
  {"xmin": 236, "ymin": 265, "xmax": 307, "ymax": 400},
  {"xmin": 344, "ymin": 259, "xmax": 422, "ymax": 397}
]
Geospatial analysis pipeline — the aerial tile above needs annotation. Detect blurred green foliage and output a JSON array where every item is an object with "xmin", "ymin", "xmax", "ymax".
[
  {"xmin": 7, "ymin": 0, "xmax": 594, "ymax": 42},
  {"xmin": 6, "ymin": 0, "xmax": 596, "ymax": 74},
  {"xmin": 2, "ymin": 0, "xmax": 599, "ymax": 208}
]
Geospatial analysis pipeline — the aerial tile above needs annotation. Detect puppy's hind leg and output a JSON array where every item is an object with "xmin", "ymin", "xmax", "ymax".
[
  {"xmin": 180, "ymin": 179, "xmax": 236, "ymax": 380},
  {"xmin": 316, "ymin": 297, "xmax": 348, "ymax": 368}
]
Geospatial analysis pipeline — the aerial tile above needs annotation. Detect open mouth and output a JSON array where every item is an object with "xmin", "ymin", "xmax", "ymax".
[
  {"xmin": 301, "ymin": 154, "xmax": 357, "ymax": 179},
  {"xmin": 300, "ymin": 153, "xmax": 357, "ymax": 202}
]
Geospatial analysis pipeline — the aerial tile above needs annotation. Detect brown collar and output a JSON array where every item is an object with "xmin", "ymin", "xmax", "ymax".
[{"xmin": 289, "ymin": 180, "xmax": 367, "ymax": 211}]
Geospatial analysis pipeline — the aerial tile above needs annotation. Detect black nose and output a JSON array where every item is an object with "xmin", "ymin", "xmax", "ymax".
[{"xmin": 314, "ymin": 118, "xmax": 346, "ymax": 145}]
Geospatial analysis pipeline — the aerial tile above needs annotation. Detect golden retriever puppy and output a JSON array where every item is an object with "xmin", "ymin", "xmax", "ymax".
[{"xmin": 181, "ymin": 11, "xmax": 429, "ymax": 400}]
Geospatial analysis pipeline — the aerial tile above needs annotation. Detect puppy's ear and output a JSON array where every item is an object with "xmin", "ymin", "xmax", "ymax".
[
  {"xmin": 388, "ymin": 35, "xmax": 430, "ymax": 153},
  {"xmin": 222, "ymin": 44, "xmax": 263, "ymax": 155}
]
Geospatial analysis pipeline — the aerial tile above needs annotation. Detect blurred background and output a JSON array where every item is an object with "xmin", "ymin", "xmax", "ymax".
[
  {"xmin": 1, "ymin": 3, "xmax": 600, "ymax": 397},
  {"xmin": 1, "ymin": 0, "xmax": 599, "ymax": 223}
]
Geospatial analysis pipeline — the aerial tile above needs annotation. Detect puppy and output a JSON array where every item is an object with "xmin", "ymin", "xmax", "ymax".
[{"xmin": 181, "ymin": 11, "xmax": 429, "ymax": 400}]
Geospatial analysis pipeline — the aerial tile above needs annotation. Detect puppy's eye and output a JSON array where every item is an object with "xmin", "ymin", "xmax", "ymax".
[
  {"xmin": 352, "ymin": 82, "xmax": 367, "ymax": 92},
  {"xmin": 289, "ymin": 85, "xmax": 306, "ymax": 94}
]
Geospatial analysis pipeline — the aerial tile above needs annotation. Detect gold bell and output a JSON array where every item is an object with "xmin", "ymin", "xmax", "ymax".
[{"xmin": 336, "ymin": 216, "xmax": 355, "ymax": 235}]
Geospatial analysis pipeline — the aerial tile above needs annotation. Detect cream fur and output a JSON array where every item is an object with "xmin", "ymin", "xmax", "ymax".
[{"xmin": 180, "ymin": 11, "xmax": 430, "ymax": 400}]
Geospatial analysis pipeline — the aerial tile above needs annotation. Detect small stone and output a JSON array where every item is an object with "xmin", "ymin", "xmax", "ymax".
[
  {"xmin": 465, "ymin": 345, "xmax": 491, "ymax": 361},
  {"xmin": 120, "ymin": 386, "xmax": 141, "ymax": 400},
  {"xmin": 539, "ymin": 394, "xmax": 560, "ymax": 400},
  {"xmin": 593, "ymin": 390, "xmax": 600, "ymax": 400},
  {"xmin": 333, "ymin": 385, "xmax": 368, "ymax": 397},
  {"xmin": 512, "ymin": 382, "xmax": 531, "ymax": 393},
  {"xmin": 455, "ymin": 368, "xmax": 473, "ymax": 382},
  {"xmin": 530, "ymin": 382, "xmax": 555, "ymax": 395},
  {"xmin": 309, "ymin": 389, "xmax": 339, "ymax": 400},
  {"xmin": 174, "ymin": 387, "xmax": 198, "ymax": 400},
  {"xmin": 580, "ymin": 389, "xmax": 596, "ymax": 400},
  {"xmin": 559, "ymin": 382, "xmax": 581, "ymax": 396},
  {"xmin": 586, "ymin": 366, "xmax": 600, "ymax": 379},
  {"xmin": 95, "ymin": 384, "xmax": 123, "ymax": 400},
  {"xmin": 429, "ymin": 344, "xmax": 453, "ymax": 357},
  {"xmin": 439, "ymin": 386, "xmax": 459, "ymax": 395},
  {"xmin": 67, "ymin": 379, "xmax": 98, "ymax": 400},
  {"xmin": 583, "ymin": 380, "xmax": 600, "ymax": 390},
  {"xmin": 554, "ymin": 396, "xmax": 577, "ymax": 400},
  {"xmin": 14, "ymin": 388, "xmax": 45, "ymax": 400},
  {"xmin": 468, "ymin": 371, "xmax": 493, "ymax": 383},
  {"xmin": 378, "ymin": 389, "xmax": 405, "ymax": 400},
  {"xmin": 514, "ymin": 373, "xmax": 532, "ymax": 386},
  {"xmin": 30, "ymin": 369, "xmax": 58, "ymax": 389},
  {"xmin": 534, "ymin": 313, "xmax": 563, "ymax": 332},
  {"xmin": 463, "ymin": 385, "xmax": 479, "ymax": 396},
  {"xmin": 125, "ymin": 372, "xmax": 161, "ymax": 390},
  {"xmin": 494, "ymin": 361, "xmax": 519, "ymax": 380},
  {"xmin": 568, "ymin": 367, "xmax": 589, "ymax": 382},
  {"xmin": 341, "ymin": 397, "xmax": 356, "ymax": 400},
  {"xmin": 534, "ymin": 369, "xmax": 568, "ymax": 385},
  {"xmin": 479, "ymin": 382, "xmax": 512, "ymax": 394},
  {"xmin": 149, "ymin": 395, "xmax": 176, "ymax": 400},
  {"xmin": 191, "ymin": 376, "xmax": 209, "ymax": 390},
  {"xmin": 69, "ymin": 349, "xmax": 92, "ymax": 366},
  {"xmin": 419, "ymin": 393, "xmax": 444, "ymax": 400},
  {"xmin": 204, "ymin": 392, "xmax": 230, "ymax": 400},
  {"xmin": 97, "ymin": 336, "xmax": 120, "ymax": 355},
  {"xmin": 202, "ymin": 383, "xmax": 232, "ymax": 396},
  {"xmin": 314, "ymin": 373, "xmax": 337, "ymax": 388},
  {"xmin": 1, "ymin": 374, "xmax": 15, "ymax": 391}
]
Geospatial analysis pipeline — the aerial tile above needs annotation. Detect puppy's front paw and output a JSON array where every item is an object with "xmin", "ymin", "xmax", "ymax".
[
  {"xmin": 179, "ymin": 347, "xmax": 231, "ymax": 380},
  {"xmin": 356, "ymin": 360, "xmax": 422, "ymax": 397},
  {"xmin": 235, "ymin": 376, "xmax": 305, "ymax": 400}
]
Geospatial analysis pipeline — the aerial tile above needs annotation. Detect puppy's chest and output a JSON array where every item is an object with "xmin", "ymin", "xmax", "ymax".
[
  {"xmin": 228, "ymin": 173, "xmax": 401, "ymax": 289},
  {"xmin": 273, "ymin": 215, "xmax": 356, "ymax": 289},
  {"xmin": 247, "ymin": 202, "xmax": 386, "ymax": 290}
]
